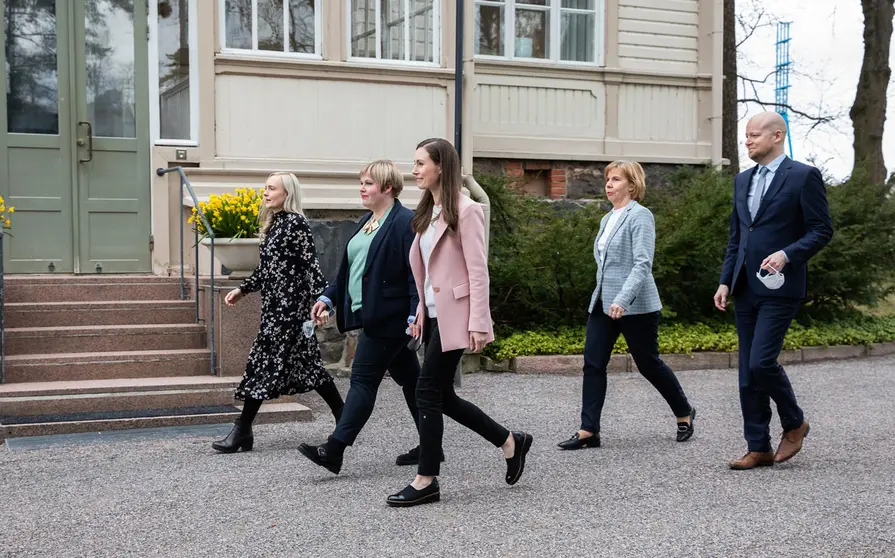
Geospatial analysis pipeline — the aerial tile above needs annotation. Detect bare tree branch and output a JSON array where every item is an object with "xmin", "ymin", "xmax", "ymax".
[{"xmin": 737, "ymin": 99, "xmax": 838, "ymax": 126}]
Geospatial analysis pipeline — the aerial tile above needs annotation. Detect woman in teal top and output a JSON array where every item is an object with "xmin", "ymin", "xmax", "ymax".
[{"xmin": 298, "ymin": 160, "xmax": 432, "ymax": 475}]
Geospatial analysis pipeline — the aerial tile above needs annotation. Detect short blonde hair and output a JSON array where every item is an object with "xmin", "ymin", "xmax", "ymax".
[
  {"xmin": 604, "ymin": 160, "xmax": 647, "ymax": 201},
  {"xmin": 360, "ymin": 160, "xmax": 404, "ymax": 198}
]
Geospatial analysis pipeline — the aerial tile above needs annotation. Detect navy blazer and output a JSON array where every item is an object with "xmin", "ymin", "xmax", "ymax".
[
  {"xmin": 322, "ymin": 200, "xmax": 419, "ymax": 338},
  {"xmin": 720, "ymin": 157, "xmax": 833, "ymax": 299}
]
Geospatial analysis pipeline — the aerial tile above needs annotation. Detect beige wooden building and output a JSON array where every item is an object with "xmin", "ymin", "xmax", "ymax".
[{"xmin": 150, "ymin": 0, "xmax": 721, "ymax": 276}]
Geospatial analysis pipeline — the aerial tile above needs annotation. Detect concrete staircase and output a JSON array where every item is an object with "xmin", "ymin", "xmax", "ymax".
[{"xmin": 0, "ymin": 275, "xmax": 310, "ymax": 442}]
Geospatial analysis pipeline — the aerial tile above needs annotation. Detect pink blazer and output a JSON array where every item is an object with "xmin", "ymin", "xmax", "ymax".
[{"xmin": 409, "ymin": 195, "xmax": 495, "ymax": 352}]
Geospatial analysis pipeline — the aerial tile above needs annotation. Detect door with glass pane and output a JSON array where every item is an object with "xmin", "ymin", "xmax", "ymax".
[{"xmin": 1, "ymin": 0, "xmax": 150, "ymax": 273}]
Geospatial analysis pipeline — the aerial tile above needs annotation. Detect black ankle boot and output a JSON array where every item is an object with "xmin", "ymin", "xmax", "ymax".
[{"xmin": 212, "ymin": 419, "xmax": 254, "ymax": 453}]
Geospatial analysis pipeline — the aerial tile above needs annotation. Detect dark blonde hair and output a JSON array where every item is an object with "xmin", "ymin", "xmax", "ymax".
[
  {"xmin": 360, "ymin": 160, "xmax": 404, "ymax": 198},
  {"xmin": 411, "ymin": 138, "xmax": 461, "ymax": 234},
  {"xmin": 604, "ymin": 160, "xmax": 646, "ymax": 201}
]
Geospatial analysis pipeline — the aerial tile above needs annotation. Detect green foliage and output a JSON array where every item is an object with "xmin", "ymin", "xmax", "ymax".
[
  {"xmin": 479, "ymin": 174, "xmax": 604, "ymax": 328},
  {"xmin": 643, "ymin": 167, "xmax": 734, "ymax": 322},
  {"xmin": 801, "ymin": 168, "xmax": 895, "ymax": 318},
  {"xmin": 485, "ymin": 315, "xmax": 895, "ymax": 360}
]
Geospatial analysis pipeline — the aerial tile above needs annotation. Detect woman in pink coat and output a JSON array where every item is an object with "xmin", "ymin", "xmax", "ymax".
[{"xmin": 386, "ymin": 138, "xmax": 533, "ymax": 508}]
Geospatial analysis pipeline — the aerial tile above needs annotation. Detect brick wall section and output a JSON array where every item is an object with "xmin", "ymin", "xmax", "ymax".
[
  {"xmin": 504, "ymin": 160, "xmax": 524, "ymax": 178},
  {"xmin": 549, "ymin": 168, "xmax": 567, "ymax": 199}
]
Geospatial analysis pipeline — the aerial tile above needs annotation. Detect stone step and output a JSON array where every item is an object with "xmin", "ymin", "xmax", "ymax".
[
  {"xmin": 4, "ymin": 324, "xmax": 206, "ymax": 355},
  {"xmin": 2, "ymin": 349, "xmax": 212, "ymax": 383},
  {"xmin": 4, "ymin": 300, "xmax": 196, "ymax": 328},
  {"xmin": 3, "ymin": 276, "xmax": 183, "ymax": 303},
  {"xmin": 0, "ymin": 401, "xmax": 309, "ymax": 442},
  {"xmin": 0, "ymin": 376, "xmax": 242, "ymax": 416}
]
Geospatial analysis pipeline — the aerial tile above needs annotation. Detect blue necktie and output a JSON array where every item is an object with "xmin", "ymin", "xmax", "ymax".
[{"xmin": 750, "ymin": 167, "xmax": 769, "ymax": 220}]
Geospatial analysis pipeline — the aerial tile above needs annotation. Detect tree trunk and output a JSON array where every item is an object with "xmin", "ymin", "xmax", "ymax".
[
  {"xmin": 722, "ymin": 0, "xmax": 740, "ymax": 174},
  {"xmin": 850, "ymin": 0, "xmax": 894, "ymax": 184}
]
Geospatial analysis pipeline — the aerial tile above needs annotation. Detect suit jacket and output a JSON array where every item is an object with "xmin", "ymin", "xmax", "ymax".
[
  {"xmin": 719, "ymin": 157, "xmax": 833, "ymax": 299},
  {"xmin": 587, "ymin": 200, "xmax": 663, "ymax": 315},
  {"xmin": 323, "ymin": 200, "xmax": 419, "ymax": 338},
  {"xmin": 409, "ymin": 195, "xmax": 495, "ymax": 352}
]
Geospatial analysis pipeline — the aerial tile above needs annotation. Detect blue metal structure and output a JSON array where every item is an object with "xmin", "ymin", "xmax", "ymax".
[{"xmin": 775, "ymin": 21, "xmax": 794, "ymax": 158}]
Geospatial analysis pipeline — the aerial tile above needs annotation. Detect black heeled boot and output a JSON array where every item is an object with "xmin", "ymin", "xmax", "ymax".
[{"xmin": 212, "ymin": 419, "xmax": 254, "ymax": 453}]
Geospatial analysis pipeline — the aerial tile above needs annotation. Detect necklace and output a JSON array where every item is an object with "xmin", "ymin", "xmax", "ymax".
[{"xmin": 362, "ymin": 216, "xmax": 381, "ymax": 235}]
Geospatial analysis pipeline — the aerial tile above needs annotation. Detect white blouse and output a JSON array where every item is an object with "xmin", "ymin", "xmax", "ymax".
[
  {"xmin": 419, "ymin": 205, "xmax": 442, "ymax": 318},
  {"xmin": 597, "ymin": 206, "xmax": 625, "ymax": 264}
]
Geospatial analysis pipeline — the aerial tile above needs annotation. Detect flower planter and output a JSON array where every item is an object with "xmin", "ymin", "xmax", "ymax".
[{"xmin": 200, "ymin": 237, "xmax": 260, "ymax": 279}]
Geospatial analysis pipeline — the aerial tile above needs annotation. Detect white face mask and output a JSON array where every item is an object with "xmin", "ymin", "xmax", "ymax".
[{"xmin": 756, "ymin": 267, "xmax": 785, "ymax": 290}]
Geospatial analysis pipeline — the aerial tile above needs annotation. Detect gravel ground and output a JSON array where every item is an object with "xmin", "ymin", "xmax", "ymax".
[{"xmin": 2, "ymin": 356, "xmax": 894, "ymax": 558}]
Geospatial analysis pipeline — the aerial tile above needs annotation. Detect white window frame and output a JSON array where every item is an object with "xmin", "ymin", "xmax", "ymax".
[
  {"xmin": 218, "ymin": 0, "xmax": 323, "ymax": 60},
  {"xmin": 475, "ymin": 0, "xmax": 604, "ymax": 66},
  {"xmin": 149, "ymin": 0, "xmax": 200, "ymax": 146},
  {"xmin": 346, "ymin": 0, "xmax": 442, "ymax": 67}
]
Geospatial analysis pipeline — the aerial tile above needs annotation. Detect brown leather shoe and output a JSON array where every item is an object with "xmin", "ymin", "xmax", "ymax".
[
  {"xmin": 775, "ymin": 420, "xmax": 810, "ymax": 463},
  {"xmin": 728, "ymin": 451, "xmax": 775, "ymax": 470}
]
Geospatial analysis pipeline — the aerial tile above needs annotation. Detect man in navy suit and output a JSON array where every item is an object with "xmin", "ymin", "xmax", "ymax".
[{"xmin": 714, "ymin": 112, "xmax": 833, "ymax": 470}]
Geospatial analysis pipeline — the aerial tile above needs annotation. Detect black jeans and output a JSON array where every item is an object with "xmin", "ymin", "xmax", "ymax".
[
  {"xmin": 581, "ymin": 308, "xmax": 691, "ymax": 433},
  {"xmin": 417, "ymin": 318, "xmax": 510, "ymax": 476},
  {"xmin": 734, "ymin": 287, "xmax": 803, "ymax": 452},
  {"xmin": 331, "ymin": 331, "xmax": 421, "ymax": 446}
]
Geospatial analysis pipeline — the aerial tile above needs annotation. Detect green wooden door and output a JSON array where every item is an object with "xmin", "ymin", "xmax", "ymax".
[{"xmin": 1, "ymin": 0, "xmax": 150, "ymax": 274}]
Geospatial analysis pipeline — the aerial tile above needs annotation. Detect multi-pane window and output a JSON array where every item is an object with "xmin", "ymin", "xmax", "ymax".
[
  {"xmin": 349, "ymin": 0, "xmax": 440, "ymax": 64},
  {"xmin": 221, "ymin": 0, "xmax": 320, "ymax": 56},
  {"xmin": 475, "ymin": 0, "xmax": 601, "ymax": 64}
]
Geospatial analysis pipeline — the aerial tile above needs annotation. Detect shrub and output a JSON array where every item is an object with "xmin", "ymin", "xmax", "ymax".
[
  {"xmin": 189, "ymin": 188, "xmax": 262, "ymax": 239},
  {"xmin": 484, "ymin": 315, "xmax": 895, "ymax": 360}
]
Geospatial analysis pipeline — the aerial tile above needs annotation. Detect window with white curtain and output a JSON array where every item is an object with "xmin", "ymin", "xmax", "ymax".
[
  {"xmin": 220, "ymin": 0, "xmax": 321, "ymax": 57},
  {"xmin": 349, "ymin": 0, "xmax": 441, "ymax": 64},
  {"xmin": 475, "ymin": 0, "xmax": 602, "ymax": 64}
]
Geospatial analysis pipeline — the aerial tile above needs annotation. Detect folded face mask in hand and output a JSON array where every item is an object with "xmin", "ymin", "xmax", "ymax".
[{"xmin": 756, "ymin": 267, "xmax": 785, "ymax": 290}]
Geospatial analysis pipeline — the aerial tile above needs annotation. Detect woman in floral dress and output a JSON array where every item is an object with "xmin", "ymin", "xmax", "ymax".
[{"xmin": 212, "ymin": 172, "xmax": 344, "ymax": 453}]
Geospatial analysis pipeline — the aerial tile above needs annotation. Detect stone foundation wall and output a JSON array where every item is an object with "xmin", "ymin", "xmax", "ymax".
[{"xmin": 474, "ymin": 158, "xmax": 686, "ymax": 201}]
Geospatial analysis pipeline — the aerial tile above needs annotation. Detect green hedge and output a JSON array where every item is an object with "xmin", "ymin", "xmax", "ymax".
[{"xmin": 484, "ymin": 315, "xmax": 895, "ymax": 361}]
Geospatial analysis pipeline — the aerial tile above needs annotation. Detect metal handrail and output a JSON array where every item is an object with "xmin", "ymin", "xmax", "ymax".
[{"xmin": 156, "ymin": 166, "xmax": 216, "ymax": 376}]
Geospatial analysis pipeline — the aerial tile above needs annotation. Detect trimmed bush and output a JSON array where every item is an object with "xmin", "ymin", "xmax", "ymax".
[{"xmin": 484, "ymin": 315, "xmax": 895, "ymax": 361}]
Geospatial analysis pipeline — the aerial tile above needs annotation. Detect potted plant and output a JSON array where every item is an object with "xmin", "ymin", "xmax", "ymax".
[
  {"xmin": 0, "ymin": 195, "xmax": 13, "ymax": 234},
  {"xmin": 190, "ymin": 187, "xmax": 262, "ymax": 278}
]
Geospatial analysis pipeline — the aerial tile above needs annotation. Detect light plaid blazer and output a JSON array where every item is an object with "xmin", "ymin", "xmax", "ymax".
[{"xmin": 587, "ymin": 200, "xmax": 663, "ymax": 316}]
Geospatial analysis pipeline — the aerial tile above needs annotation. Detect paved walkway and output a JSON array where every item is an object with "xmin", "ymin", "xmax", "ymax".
[{"xmin": 2, "ymin": 357, "xmax": 894, "ymax": 557}]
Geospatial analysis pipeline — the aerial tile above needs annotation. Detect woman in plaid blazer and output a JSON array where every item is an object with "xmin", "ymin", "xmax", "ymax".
[{"xmin": 558, "ymin": 161, "xmax": 696, "ymax": 451}]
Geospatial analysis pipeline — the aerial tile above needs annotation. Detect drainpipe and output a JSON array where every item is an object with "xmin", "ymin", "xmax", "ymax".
[{"xmin": 711, "ymin": 0, "xmax": 724, "ymax": 169}]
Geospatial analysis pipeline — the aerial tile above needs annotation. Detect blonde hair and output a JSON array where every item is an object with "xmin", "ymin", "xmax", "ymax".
[
  {"xmin": 259, "ymin": 172, "xmax": 304, "ymax": 239},
  {"xmin": 604, "ymin": 160, "xmax": 647, "ymax": 201},
  {"xmin": 360, "ymin": 160, "xmax": 404, "ymax": 198}
]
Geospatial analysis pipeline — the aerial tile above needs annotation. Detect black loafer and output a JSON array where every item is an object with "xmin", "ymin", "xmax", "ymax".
[
  {"xmin": 505, "ymin": 431, "xmax": 533, "ymax": 486},
  {"xmin": 557, "ymin": 432, "xmax": 600, "ymax": 450},
  {"xmin": 386, "ymin": 478, "xmax": 441, "ymax": 507},
  {"xmin": 395, "ymin": 445, "xmax": 446, "ymax": 466},
  {"xmin": 298, "ymin": 443, "xmax": 342, "ymax": 475},
  {"xmin": 676, "ymin": 407, "xmax": 697, "ymax": 442}
]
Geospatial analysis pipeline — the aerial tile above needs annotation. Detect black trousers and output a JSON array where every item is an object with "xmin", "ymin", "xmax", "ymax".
[
  {"xmin": 331, "ymin": 331, "xmax": 421, "ymax": 446},
  {"xmin": 733, "ymin": 286, "xmax": 804, "ymax": 452},
  {"xmin": 581, "ymin": 308, "xmax": 691, "ymax": 433},
  {"xmin": 417, "ymin": 318, "xmax": 510, "ymax": 476}
]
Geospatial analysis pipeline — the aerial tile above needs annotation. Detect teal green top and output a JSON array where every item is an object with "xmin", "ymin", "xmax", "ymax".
[{"xmin": 347, "ymin": 204, "xmax": 394, "ymax": 312}]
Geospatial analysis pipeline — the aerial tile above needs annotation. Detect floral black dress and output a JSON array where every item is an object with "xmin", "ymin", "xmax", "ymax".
[{"xmin": 235, "ymin": 211, "xmax": 334, "ymax": 401}]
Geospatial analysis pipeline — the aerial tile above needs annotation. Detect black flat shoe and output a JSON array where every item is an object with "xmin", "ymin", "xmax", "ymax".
[
  {"xmin": 298, "ymin": 443, "xmax": 343, "ymax": 475},
  {"xmin": 557, "ymin": 432, "xmax": 600, "ymax": 450},
  {"xmin": 211, "ymin": 420, "xmax": 254, "ymax": 453},
  {"xmin": 505, "ymin": 431, "xmax": 533, "ymax": 486},
  {"xmin": 386, "ymin": 479, "xmax": 441, "ymax": 507},
  {"xmin": 395, "ymin": 445, "xmax": 446, "ymax": 466},
  {"xmin": 676, "ymin": 407, "xmax": 696, "ymax": 442}
]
